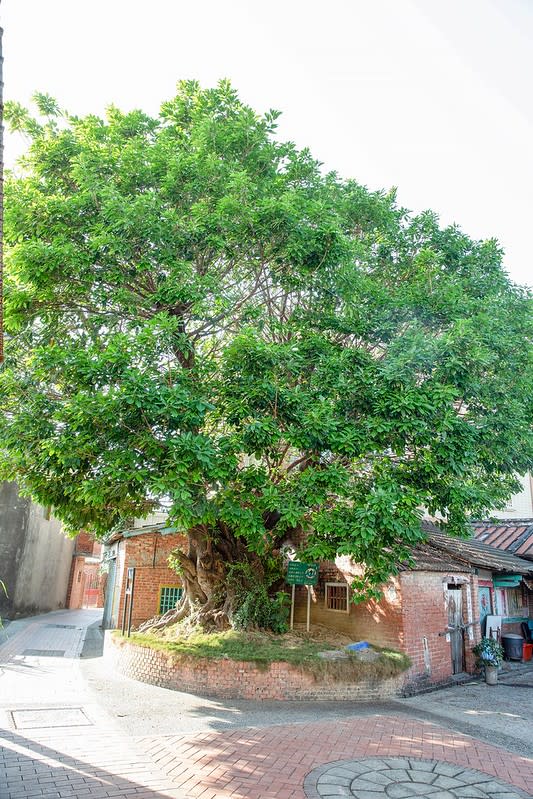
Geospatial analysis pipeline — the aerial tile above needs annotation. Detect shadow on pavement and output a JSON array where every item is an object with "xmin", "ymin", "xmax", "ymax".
[
  {"xmin": 0, "ymin": 727, "xmax": 177, "ymax": 799},
  {"xmin": 79, "ymin": 620, "xmax": 105, "ymax": 659}
]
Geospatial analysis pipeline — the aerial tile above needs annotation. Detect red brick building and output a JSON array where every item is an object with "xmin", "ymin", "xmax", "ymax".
[
  {"xmin": 102, "ymin": 518, "xmax": 533, "ymax": 693},
  {"xmin": 66, "ymin": 531, "xmax": 104, "ymax": 610},
  {"xmin": 101, "ymin": 521, "xmax": 187, "ymax": 630},
  {"xmin": 293, "ymin": 520, "xmax": 533, "ymax": 692}
]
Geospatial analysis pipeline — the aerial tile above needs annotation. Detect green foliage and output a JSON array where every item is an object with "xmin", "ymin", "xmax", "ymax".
[
  {"xmin": 167, "ymin": 553, "xmax": 184, "ymax": 578},
  {"xmin": 1, "ymin": 80, "xmax": 532, "ymax": 598},
  {"xmin": 227, "ymin": 561, "xmax": 290, "ymax": 633},
  {"xmin": 472, "ymin": 636, "xmax": 504, "ymax": 668}
]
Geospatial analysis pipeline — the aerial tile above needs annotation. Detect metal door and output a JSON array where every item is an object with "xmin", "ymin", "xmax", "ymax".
[
  {"xmin": 478, "ymin": 586, "xmax": 492, "ymax": 634},
  {"xmin": 446, "ymin": 585, "xmax": 464, "ymax": 674},
  {"xmin": 82, "ymin": 570, "xmax": 100, "ymax": 608},
  {"xmin": 102, "ymin": 558, "xmax": 116, "ymax": 629}
]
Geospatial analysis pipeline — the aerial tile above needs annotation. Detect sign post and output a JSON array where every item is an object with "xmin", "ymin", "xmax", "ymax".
[
  {"xmin": 121, "ymin": 567, "xmax": 136, "ymax": 637},
  {"xmin": 286, "ymin": 562, "xmax": 319, "ymax": 632},
  {"xmin": 290, "ymin": 584, "xmax": 295, "ymax": 630}
]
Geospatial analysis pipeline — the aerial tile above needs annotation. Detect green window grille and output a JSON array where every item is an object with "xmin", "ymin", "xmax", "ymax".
[{"xmin": 159, "ymin": 586, "xmax": 183, "ymax": 614}]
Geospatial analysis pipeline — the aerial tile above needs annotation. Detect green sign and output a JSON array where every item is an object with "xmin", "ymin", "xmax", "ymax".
[
  {"xmin": 493, "ymin": 576, "xmax": 522, "ymax": 588},
  {"xmin": 287, "ymin": 561, "xmax": 319, "ymax": 586}
]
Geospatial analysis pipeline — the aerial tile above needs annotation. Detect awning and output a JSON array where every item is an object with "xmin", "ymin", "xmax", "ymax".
[{"xmin": 493, "ymin": 575, "xmax": 523, "ymax": 588}]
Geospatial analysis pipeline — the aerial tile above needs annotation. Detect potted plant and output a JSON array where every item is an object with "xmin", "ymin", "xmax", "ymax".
[{"xmin": 472, "ymin": 637, "xmax": 504, "ymax": 685}]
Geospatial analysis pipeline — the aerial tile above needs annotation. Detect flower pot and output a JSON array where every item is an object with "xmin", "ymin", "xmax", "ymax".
[{"xmin": 485, "ymin": 665, "xmax": 498, "ymax": 685}]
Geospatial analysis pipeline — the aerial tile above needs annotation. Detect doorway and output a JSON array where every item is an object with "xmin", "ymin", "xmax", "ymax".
[{"xmin": 446, "ymin": 584, "xmax": 464, "ymax": 674}]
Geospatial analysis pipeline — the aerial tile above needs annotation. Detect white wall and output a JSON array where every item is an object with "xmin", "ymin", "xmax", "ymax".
[
  {"xmin": 491, "ymin": 473, "xmax": 533, "ymax": 519},
  {"xmin": 133, "ymin": 512, "xmax": 168, "ymax": 528}
]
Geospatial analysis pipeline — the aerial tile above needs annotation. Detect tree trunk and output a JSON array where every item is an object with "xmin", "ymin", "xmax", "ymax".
[{"xmin": 138, "ymin": 523, "xmax": 266, "ymax": 633}]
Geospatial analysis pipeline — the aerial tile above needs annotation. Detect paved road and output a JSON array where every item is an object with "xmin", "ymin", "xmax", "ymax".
[
  {"xmin": 82, "ymin": 621, "xmax": 533, "ymax": 759},
  {"xmin": 0, "ymin": 609, "xmax": 184, "ymax": 798},
  {"xmin": 397, "ymin": 667, "xmax": 533, "ymax": 760},
  {"xmin": 0, "ymin": 609, "xmax": 532, "ymax": 799}
]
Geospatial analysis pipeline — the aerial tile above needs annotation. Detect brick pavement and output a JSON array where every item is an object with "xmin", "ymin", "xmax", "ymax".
[
  {"xmin": 0, "ymin": 610, "xmax": 184, "ymax": 799},
  {"xmin": 1, "ymin": 610, "xmax": 532, "ymax": 799},
  {"xmin": 140, "ymin": 715, "xmax": 533, "ymax": 799}
]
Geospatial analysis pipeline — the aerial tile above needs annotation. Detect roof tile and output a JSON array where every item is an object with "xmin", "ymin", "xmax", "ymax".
[
  {"xmin": 423, "ymin": 520, "xmax": 533, "ymax": 573},
  {"xmin": 472, "ymin": 519, "xmax": 533, "ymax": 560}
]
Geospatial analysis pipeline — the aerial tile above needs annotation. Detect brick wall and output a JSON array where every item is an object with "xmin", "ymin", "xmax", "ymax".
[
  {"xmin": 106, "ymin": 634, "xmax": 405, "ymax": 701},
  {"xmin": 293, "ymin": 566, "xmax": 404, "ymax": 650},
  {"xmin": 67, "ymin": 556, "xmax": 85, "ymax": 609},
  {"xmin": 67, "ymin": 558, "xmax": 104, "ymax": 609},
  {"xmin": 66, "ymin": 531, "xmax": 104, "ymax": 609},
  {"xmin": 401, "ymin": 571, "xmax": 451, "ymax": 686},
  {"xmin": 401, "ymin": 571, "xmax": 480, "ymax": 688},
  {"xmin": 294, "ymin": 561, "xmax": 482, "ymax": 691},
  {"xmin": 74, "ymin": 531, "xmax": 100, "ymax": 556},
  {"xmin": 116, "ymin": 532, "xmax": 187, "ymax": 628}
]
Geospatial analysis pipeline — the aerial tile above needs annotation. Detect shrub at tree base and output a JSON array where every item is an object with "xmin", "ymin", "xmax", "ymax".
[{"xmin": 1, "ymin": 81, "xmax": 532, "ymax": 631}]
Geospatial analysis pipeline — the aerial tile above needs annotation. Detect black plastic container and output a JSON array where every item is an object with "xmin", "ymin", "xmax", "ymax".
[{"xmin": 501, "ymin": 633, "xmax": 524, "ymax": 660}]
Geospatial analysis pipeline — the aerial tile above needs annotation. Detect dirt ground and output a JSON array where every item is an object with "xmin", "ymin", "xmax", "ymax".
[{"xmin": 279, "ymin": 622, "xmax": 355, "ymax": 647}]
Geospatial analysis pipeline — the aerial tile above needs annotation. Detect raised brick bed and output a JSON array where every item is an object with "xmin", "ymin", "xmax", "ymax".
[{"xmin": 106, "ymin": 633, "xmax": 405, "ymax": 700}]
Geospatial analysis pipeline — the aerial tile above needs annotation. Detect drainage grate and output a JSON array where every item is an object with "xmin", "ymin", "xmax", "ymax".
[
  {"xmin": 44, "ymin": 624, "xmax": 77, "ymax": 629},
  {"xmin": 23, "ymin": 649, "xmax": 66, "ymax": 657},
  {"xmin": 11, "ymin": 708, "xmax": 92, "ymax": 729}
]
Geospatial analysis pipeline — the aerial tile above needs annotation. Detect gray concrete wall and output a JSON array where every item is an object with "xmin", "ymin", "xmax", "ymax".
[
  {"xmin": 0, "ymin": 482, "xmax": 30, "ymax": 615},
  {"xmin": 0, "ymin": 481, "xmax": 75, "ymax": 617}
]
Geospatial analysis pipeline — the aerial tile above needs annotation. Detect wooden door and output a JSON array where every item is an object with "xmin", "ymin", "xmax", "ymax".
[{"xmin": 446, "ymin": 585, "xmax": 464, "ymax": 674}]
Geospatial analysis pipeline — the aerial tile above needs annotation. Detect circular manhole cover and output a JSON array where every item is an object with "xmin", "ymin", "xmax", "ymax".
[{"xmin": 304, "ymin": 757, "xmax": 531, "ymax": 799}]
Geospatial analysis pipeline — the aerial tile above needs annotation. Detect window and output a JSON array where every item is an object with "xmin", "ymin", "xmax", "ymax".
[
  {"xmin": 494, "ymin": 588, "xmax": 507, "ymax": 616},
  {"xmin": 325, "ymin": 582, "xmax": 349, "ymax": 613},
  {"xmin": 158, "ymin": 586, "xmax": 183, "ymax": 614},
  {"xmin": 494, "ymin": 586, "xmax": 524, "ymax": 617},
  {"xmin": 506, "ymin": 588, "xmax": 522, "ymax": 615}
]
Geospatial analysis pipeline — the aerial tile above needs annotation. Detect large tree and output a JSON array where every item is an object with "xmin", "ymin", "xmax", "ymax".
[{"xmin": 1, "ymin": 82, "xmax": 532, "ymax": 627}]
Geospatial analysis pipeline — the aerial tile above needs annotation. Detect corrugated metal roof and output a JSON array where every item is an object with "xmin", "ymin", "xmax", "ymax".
[
  {"xmin": 472, "ymin": 519, "xmax": 533, "ymax": 560},
  {"xmin": 105, "ymin": 522, "xmax": 178, "ymax": 544}
]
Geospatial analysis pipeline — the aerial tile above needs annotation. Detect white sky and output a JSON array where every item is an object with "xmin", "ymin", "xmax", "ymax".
[{"xmin": 2, "ymin": 0, "xmax": 532, "ymax": 288}]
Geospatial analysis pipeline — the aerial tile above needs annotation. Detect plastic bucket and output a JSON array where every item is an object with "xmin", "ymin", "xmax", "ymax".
[{"xmin": 502, "ymin": 633, "xmax": 524, "ymax": 661}]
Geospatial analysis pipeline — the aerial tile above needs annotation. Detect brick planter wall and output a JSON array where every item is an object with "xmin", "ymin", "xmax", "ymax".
[{"xmin": 106, "ymin": 633, "xmax": 406, "ymax": 701}]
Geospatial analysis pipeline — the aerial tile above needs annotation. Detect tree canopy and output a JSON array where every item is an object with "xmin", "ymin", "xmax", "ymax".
[{"xmin": 1, "ymin": 81, "xmax": 532, "ymax": 607}]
